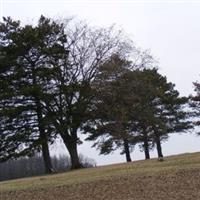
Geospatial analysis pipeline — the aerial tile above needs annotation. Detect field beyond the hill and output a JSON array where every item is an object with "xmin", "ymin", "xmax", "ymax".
[{"xmin": 1, "ymin": 152, "xmax": 200, "ymax": 200}]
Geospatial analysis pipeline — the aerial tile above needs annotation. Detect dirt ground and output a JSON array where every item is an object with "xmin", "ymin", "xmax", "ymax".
[
  {"xmin": 1, "ymin": 169, "xmax": 200, "ymax": 200},
  {"xmin": 1, "ymin": 153, "xmax": 200, "ymax": 200}
]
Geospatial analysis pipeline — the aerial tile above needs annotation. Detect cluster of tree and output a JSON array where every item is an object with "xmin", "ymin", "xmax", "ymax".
[
  {"xmin": 0, "ymin": 15, "xmax": 136, "ymax": 173},
  {"xmin": 83, "ymin": 56, "xmax": 191, "ymax": 162},
  {"xmin": 0, "ymin": 153, "xmax": 96, "ymax": 181},
  {"xmin": 190, "ymin": 82, "xmax": 200, "ymax": 134},
  {"xmin": 0, "ymin": 15, "xmax": 197, "ymax": 176}
]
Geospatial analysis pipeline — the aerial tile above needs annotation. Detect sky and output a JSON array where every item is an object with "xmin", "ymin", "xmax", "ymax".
[{"xmin": 1, "ymin": 0, "xmax": 200, "ymax": 165}]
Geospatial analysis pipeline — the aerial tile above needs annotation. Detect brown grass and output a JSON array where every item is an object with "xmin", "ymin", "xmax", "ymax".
[{"xmin": 1, "ymin": 152, "xmax": 200, "ymax": 200}]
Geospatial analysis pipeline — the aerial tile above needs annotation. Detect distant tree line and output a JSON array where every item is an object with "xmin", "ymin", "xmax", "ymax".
[
  {"xmin": 0, "ymin": 15, "xmax": 198, "ymax": 176},
  {"xmin": 0, "ymin": 153, "xmax": 96, "ymax": 181}
]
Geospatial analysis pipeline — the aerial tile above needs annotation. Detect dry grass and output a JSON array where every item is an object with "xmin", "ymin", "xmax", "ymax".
[{"xmin": 1, "ymin": 152, "xmax": 200, "ymax": 200}]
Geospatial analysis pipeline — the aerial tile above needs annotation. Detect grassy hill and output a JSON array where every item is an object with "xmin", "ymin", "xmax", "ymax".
[{"xmin": 1, "ymin": 152, "xmax": 200, "ymax": 200}]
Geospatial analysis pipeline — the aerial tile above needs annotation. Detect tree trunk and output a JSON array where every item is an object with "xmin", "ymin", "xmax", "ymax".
[
  {"xmin": 41, "ymin": 135, "xmax": 54, "ymax": 174},
  {"xmin": 68, "ymin": 143, "xmax": 83, "ymax": 169},
  {"xmin": 35, "ymin": 98, "xmax": 54, "ymax": 174},
  {"xmin": 155, "ymin": 135, "xmax": 163, "ymax": 158},
  {"xmin": 61, "ymin": 134, "xmax": 83, "ymax": 169},
  {"xmin": 143, "ymin": 135, "xmax": 150, "ymax": 160},
  {"xmin": 123, "ymin": 138, "xmax": 132, "ymax": 162}
]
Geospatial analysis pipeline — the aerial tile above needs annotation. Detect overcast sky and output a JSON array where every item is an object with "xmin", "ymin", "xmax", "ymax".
[{"xmin": 1, "ymin": 0, "xmax": 200, "ymax": 165}]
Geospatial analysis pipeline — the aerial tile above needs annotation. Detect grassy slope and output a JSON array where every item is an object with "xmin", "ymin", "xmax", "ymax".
[{"xmin": 1, "ymin": 152, "xmax": 200, "ymax": 200}]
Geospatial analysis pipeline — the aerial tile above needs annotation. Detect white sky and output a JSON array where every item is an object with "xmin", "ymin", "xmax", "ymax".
[{"xmin": 1, "ymin": 0, "xmax": 200, "ymax": 165}]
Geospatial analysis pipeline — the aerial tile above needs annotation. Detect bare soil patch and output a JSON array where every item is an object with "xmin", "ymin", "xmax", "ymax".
[{"xmin": 1, "ymin": 153, "xmax": 200, "ymax": 200}]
